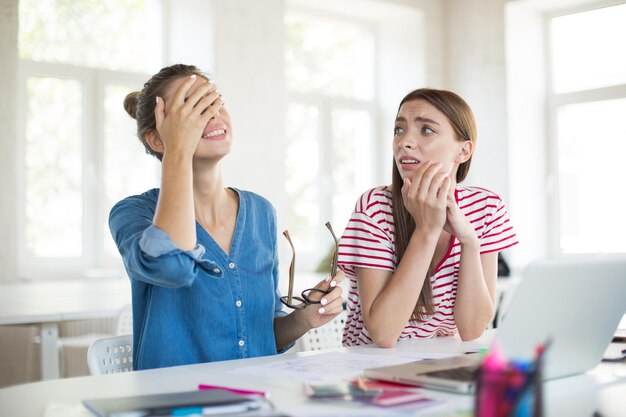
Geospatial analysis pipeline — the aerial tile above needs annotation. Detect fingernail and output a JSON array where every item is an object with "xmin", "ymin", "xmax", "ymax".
[
  {"xmin": 155, "ymin": 96, "xmax": 159, "ymax": 104},
  {"xmin": 318, "ymin": 307, "xmax": 326, "ymax": 314},
  {"xmin": 321, "ymin": 298, "xmax": 328, "ymax": 305},
  {"xmin": 208, "ymin": 78, "xmax": 215, "ymax": 84},
  {"xmin": 190, "ymin": 74, "xmax": 196, "ymax": 79},
  {"xmin": 330, "ymin": 280, "xmax": 337, "ymax": 288}
]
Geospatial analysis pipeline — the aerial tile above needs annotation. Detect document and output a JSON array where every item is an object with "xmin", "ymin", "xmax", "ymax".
[{"xmin": 231, "ymin": 351, "xmax": 454, "ymax": 382}]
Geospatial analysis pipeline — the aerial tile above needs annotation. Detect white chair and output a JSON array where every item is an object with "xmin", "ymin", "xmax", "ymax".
[
  {"xmin": 87, "ymin": 334, "xmax": 133, "ymax": 375},
  {"xmin": 294, "ymin": 310, "xmax": 347, "ymax": 351}
]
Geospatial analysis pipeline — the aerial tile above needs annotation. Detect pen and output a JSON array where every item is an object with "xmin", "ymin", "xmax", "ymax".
[
  {"xmin": 197, "ymin": 384, "xmax": 268, "ymax": 398},
  {"xmin": 508, "ymin": 338, "xmax": 552, "ymax": 416}
]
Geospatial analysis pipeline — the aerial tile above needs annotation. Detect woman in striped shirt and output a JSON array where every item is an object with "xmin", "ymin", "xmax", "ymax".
[{"xmin": 337, "ymin": 88, "xmax": 518, "ymax": 347}]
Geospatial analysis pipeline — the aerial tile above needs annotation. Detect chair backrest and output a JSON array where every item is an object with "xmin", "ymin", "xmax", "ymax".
[
  {"xmin": 87, "ymin": 334, "xmax": 133, "ymax": 375},
  {"xmin": 295, "ymin": 311, "xmax": 347, "ymax": 351},
  {"xmin": 115, "ymin": 304, "xmax": 133, "ymax": 335}
]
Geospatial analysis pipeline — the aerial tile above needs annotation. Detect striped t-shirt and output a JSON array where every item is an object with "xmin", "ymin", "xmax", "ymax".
[{"xmin": 337, "ymin": 185, "xmax": 518, "ymax": 346}]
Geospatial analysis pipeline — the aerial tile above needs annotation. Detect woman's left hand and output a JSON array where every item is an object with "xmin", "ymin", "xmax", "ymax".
[
  {"xmin": 298, "ymin": 270, "xmax": 345, "ymax": 329},
  {"xmin": 444, "ymin": 185, "xmax": 478, "ymax": 246}
]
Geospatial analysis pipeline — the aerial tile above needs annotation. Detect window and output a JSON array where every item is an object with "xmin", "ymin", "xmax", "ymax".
[
  {"xmin": 285, "ymin": 12, "xmax": 376, "ymax": 270},
  {"xmin": 549, "ymin": 3, "xmax": 626, "ymax": 254},
  {"xmin": 18, "ymin": 0, "xmax": 163, "ymax": 278}
]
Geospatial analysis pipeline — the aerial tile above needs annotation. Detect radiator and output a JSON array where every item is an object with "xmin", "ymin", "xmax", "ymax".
[{"xmin": 58, "ymin": 318, "xmax": 117, "ymax": 377}]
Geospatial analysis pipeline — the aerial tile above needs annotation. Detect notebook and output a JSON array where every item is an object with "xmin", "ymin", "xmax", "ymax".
[
  {"xmin": 364, "ymin": 256, "xmax": 626, "ymax": 394},
  {"xmin": 83, "ymin": 389, "xmax": 261, "ymax": 417}
]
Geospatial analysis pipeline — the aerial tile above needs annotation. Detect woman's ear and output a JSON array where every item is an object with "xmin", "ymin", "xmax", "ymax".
[
  {"xmin": 144, "ymin": 130, "xmax": 165, "ymax": 154},
  {"xmin": 455, "ymin": 141, "xmax": 474, "ymax": 164}
]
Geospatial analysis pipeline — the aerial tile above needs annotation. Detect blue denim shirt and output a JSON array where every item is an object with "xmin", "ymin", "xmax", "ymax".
[{"xmin": 109, "ymin": 188, "xmax": 286, "ymax": 370}]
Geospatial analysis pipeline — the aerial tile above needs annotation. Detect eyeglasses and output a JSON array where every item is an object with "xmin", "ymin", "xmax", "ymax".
[{"xmin": 280, "ymin": 222, "xmax": 339, "ymax": 310}]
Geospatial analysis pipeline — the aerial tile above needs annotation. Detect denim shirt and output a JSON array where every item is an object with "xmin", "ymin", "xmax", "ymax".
[{"xmin": 109, "ymin": 188, "xmax": 286, "ymax": 370}]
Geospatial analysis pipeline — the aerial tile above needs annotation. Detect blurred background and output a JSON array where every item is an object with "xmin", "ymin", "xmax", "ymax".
[{"xmin": 0, "ymin": 0, "xmax": 625, "ymax": 385}]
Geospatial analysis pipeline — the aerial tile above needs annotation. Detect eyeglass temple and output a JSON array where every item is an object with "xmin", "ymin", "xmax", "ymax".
[
  {"xmin": 283, "ymin": 230, "xmax": 296, "ymax": 305},
  {"xmin": 325, "ymin": 222, "xmax": 339, "ymax": 277}
]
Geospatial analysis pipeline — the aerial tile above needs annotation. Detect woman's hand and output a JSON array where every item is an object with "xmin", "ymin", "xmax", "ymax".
[
  {"xmin": 297, "ymin": 270, "xmax": 345, "ymax": 329},
  {"xmin": 154, "ymin": 75, "xmax": 223, "ymax": 157},
  {"xmin": 444, "ymin": 186, "xmax": 478, "ymax": 247},
  {"xmin": 401, "ymin": 161, "xmax": 450, "ymax": 235}
]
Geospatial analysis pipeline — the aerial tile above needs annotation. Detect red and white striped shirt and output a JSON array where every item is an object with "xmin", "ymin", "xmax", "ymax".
[{"xmin": 337, "ymin": 185, "xmax": 518, "ymax": 346}]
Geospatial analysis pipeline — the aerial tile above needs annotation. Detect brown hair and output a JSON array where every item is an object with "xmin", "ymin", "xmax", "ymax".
[
  {"xmin": 390, "ymin": 88, "xmax": 477, "ymax": 322},
  {"xmin": 123, "ymin": 64, "xmax": 206, "ymax": 160}
]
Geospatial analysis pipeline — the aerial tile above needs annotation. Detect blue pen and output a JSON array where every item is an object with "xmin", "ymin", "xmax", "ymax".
[{"xmin": 171, "ymin": 400, "xmax": 261, "ymax": 416}]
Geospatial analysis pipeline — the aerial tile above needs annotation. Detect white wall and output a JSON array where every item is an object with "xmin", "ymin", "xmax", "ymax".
[
  {"xmin": 445, "ymin": 0, "xmax": 510, "ymax": 203},
  {"xmin": 0, "ymin": 0, "xmax": 19, "ymax": 281},
  {"xmin": 214, "ymin": 0, "xmax": 288, "ymax": 228},
  {"xmin": 505, "ymin": 1, "xmax": 549, "ymax": 269}
]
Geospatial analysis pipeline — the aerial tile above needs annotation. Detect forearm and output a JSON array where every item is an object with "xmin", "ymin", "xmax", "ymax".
[
  {"xmin": 273, "ymin": 310, "xmax": 312, "ymax": 351},
  {"xmin": 363, "ymin": 231, "xmax": 438, "ymax": 347},
  {"xmin": 454, "ymin": 242, "xmax": 494, "ymax": 340},
  {"xmin": 153, "ymin": 152, "xmax": 196, "ymax": 250}
]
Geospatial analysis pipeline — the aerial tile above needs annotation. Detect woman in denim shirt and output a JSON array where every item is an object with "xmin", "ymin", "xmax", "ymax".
[{"xmin": 110, "ymin": 64, "xmax": 344, "ymax": 370}]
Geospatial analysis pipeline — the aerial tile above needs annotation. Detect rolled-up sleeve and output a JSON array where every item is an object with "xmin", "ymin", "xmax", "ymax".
[{"xmin": 109, "ymin": 192, "xmax": 222, "ymax": 288}]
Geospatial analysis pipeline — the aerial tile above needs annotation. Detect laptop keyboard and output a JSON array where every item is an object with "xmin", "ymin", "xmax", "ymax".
[{"xmin": 422, "ymin": 366, "xmax": 479, "ymax": 382}]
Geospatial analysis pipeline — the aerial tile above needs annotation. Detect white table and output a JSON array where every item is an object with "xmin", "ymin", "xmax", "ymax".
[
  {"xmin": 0, "ymin": 279, "xmax": 131, "ymax": 380},
  {"xmin": 0, "ymin": 332, "xmax": 624, "ymax": 417}
]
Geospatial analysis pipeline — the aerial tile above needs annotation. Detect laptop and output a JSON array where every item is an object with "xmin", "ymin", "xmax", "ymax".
[{"xmin": 364, "ymin": 256, "xmax": 626, "ymax": 394}]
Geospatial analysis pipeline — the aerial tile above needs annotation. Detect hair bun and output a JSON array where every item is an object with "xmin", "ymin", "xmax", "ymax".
[{"xmin": 123, "ymin": 91, "xmax": 141, "ymax": 119}]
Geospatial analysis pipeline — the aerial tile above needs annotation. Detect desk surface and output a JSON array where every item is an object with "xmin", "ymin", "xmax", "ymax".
[
  {"xmin": 1, "ymin": 332, "xmax": 625, "ymax": 417},
  {"xmin": 0, "ymin": 279, "xmax": 131, "ymax": 325}
]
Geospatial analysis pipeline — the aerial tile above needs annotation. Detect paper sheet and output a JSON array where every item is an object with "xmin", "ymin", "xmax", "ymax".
[{"xmin": 231, "ymin": 351, "xmax": 454, "ymax": 382}]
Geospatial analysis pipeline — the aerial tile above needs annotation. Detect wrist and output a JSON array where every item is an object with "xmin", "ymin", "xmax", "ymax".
[
  {"xmin": 459, "ymin": 236, "xmax": 479, "ymax": 251},
  {"xmin": 291, "ymin": 308, "xmax": 313, "ymax": 332},
  {"xmin": 411, "ymin": 227, "xmax": 440, "ymax": 244},
  {"xmin": 161, "ymin": 151, "xmax": 193, "ymax": 168}
]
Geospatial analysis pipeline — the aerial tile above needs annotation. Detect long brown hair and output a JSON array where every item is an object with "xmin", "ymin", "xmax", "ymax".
[
  {"xmin": 390, "ymin": 88, "xmax": 477, "ymax": 322},
  {"xmin": 123, "ymin": 64, "xmax": 206, "ymax": 160}
]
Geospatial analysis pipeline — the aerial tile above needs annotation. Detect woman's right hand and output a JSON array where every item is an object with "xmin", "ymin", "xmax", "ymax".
[
  {"xmin": 154, "ymin": 75, "xmax": 223, "ymax": 157},
  {"xmin": 401, "ymin": 161, "xmax": 450, "ymax": 234}
]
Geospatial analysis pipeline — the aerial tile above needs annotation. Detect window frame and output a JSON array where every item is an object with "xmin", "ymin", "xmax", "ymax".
[
  {"xmin": 17, "ymin": 60, "xmax": 154, "ymax": 279},
  {"xmin": 545, "ymin": 2, "xmax": 626, "ymax": 256}
]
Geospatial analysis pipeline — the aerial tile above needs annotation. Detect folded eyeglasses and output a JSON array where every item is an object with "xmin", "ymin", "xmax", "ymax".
[{"xmin": 280, "ymin": 222, "xmax": 339, "ymax": 310}]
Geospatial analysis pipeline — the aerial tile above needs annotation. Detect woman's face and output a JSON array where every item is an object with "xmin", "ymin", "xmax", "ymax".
[
  {"xmin": 393, "ymin": 99, "xmax": 471, "ymax": 180},
  {"xmin": 162, "ymin": 75, "xmax": 233, "ymax": 160}
]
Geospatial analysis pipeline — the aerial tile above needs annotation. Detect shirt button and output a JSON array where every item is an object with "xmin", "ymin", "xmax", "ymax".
[
  {"xmin": 213, "ymin": 268, "xmax": 221, "ymax": 274},
  {"xmin": 235, "ymin": 300, "xmax": 242, "ymax": 308},
  {"xmin": 238, "ymin": 340, "xmax": 245, "ymax": 347},
  {"xmin": 228, "ymin": 262, "xmax": 236, "ymax": 269}
]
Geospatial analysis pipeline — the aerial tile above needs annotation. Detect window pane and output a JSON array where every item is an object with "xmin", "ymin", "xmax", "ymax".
[
  {"xmin": 331, "ymin": 108, "xmax": 373, "ymax": 232},
  {"xmin": 102, "ymin": 84, "xmax": 160, "ymax": 259},
  {"xmin": 557, "ymin": 98, "xmax": 626, "ymax": 253},
  {"xmin": 285, "ymin": 103, "xmax": 320, "ymax": 253},
  {"xmin": 285, "ymin": 13, "xmax": 375, "ymax": 99},
  {"xmin": 25, "ymin": 77, "xmax": 83, "ymax": 257},
  {"xmin": 18, "ymin": 0, "xmax": 162, "ymax": 72},
  {"xmin": 551, "ymin": 4, "xmax": 626, "ymax": 93}
]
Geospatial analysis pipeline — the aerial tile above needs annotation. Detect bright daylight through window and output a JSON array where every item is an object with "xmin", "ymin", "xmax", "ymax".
[
  {"xmin": 18, "ymin": 0, "xmax": 162, "ymax": 276},
  {"xmin": 285, "ymin": 12, "xmax": 375, "ymax": 270},
  {"xmin": 550, "ymin": 3, "xmax": 626, "ymax": 254}
]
